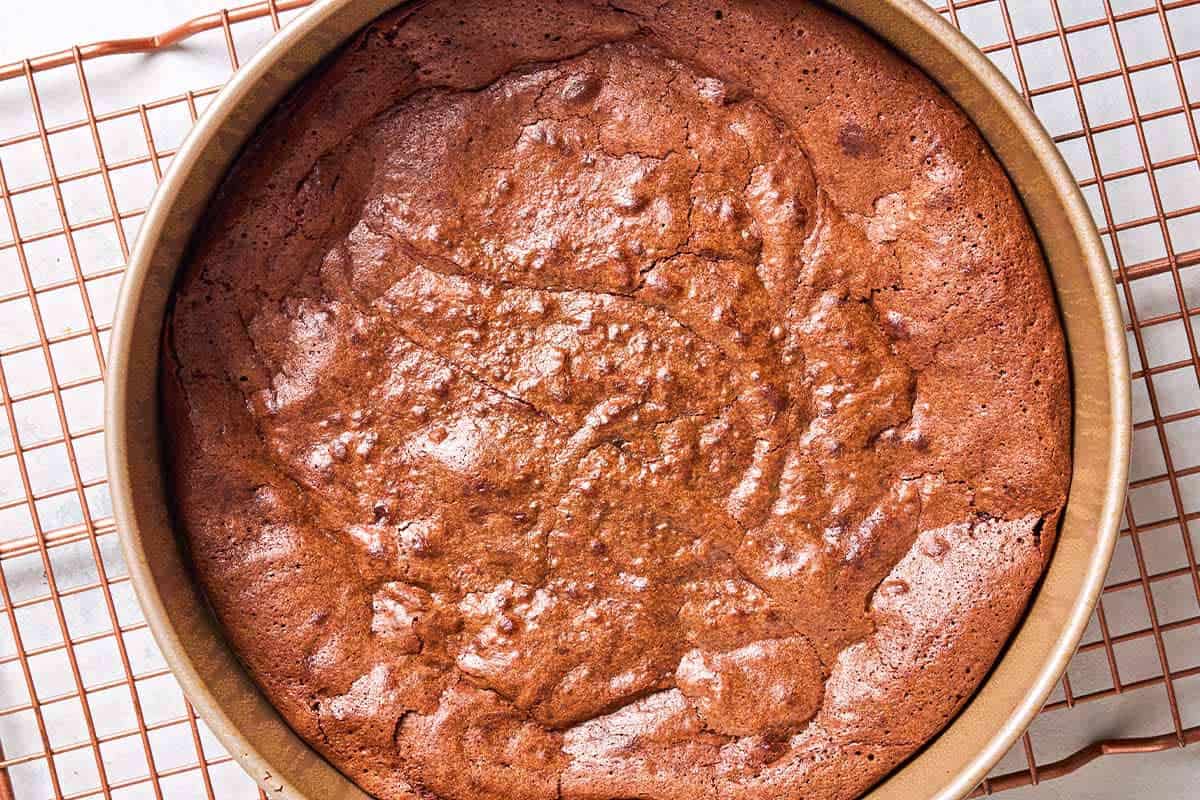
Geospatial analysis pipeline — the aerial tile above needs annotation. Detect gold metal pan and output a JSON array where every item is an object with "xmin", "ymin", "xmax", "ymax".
[{"xmin": 104, "ymin": 1, "xmax": 1131, "ymax": 798}]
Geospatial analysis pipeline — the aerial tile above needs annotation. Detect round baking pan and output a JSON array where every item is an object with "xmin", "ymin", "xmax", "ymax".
[{"xmin": 104, "ymin": 1, "xmax": 1131, "ymax": 798}]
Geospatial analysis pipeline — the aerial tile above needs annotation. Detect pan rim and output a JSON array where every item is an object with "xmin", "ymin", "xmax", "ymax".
[{"xmin": 104, "ymin": 2, "xmax": 1130, "ymax": 798}]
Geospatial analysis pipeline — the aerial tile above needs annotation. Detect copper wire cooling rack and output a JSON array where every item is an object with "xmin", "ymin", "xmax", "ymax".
[{"xmin": 0, "ymin": 0, "xmax": 1197, "ymax": 797}]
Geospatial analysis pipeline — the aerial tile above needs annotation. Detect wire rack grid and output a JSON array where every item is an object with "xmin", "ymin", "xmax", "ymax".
[{"xmin": 0, "ymin": 0, "xmax": 1196, "ymax": 798}]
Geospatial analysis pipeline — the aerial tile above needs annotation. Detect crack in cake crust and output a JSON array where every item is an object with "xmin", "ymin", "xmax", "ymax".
[{"xmin": 162, "ymin": 2, "xmax": 1071, "ymax": 799}]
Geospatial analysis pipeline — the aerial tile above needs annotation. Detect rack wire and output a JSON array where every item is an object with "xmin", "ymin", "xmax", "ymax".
[{"xmin": 0, "ymin": 0, "xmax": 1196, "ymax": 797}]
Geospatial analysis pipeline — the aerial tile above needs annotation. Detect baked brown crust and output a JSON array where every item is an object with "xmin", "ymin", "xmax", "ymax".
[{"xmin": 162, "ymin": 2, "xmax": 1071, "ymax": 799}]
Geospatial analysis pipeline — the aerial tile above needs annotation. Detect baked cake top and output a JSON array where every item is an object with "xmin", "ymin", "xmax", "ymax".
[{"xmin": 163, "ymin": 2, "xmax": 1071, "ymax": 799}]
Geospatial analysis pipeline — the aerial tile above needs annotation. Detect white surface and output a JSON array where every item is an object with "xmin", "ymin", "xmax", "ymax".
[
  {"xmin": 0, "ymin": 0, "xmax": 1198, "ymax": 798},
  {"xmin": 0, "ymin": 1, "xmax": 244, "ymax": 61}
]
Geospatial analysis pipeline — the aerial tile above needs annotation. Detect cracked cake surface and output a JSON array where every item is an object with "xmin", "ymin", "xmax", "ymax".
[{"xmin": 162, "ymin": 1, "xmax": 1071, "ymax": 799}]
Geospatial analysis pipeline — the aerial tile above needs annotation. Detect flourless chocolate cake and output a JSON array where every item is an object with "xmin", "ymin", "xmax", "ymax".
[{"xmin": 162, "ymin": 2, "xmax": 1071, "ymax": 798}]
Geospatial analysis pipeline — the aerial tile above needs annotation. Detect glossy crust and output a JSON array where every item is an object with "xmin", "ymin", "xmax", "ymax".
[{"xmin": 162, "ymin": 2, "xmax": 1071, "ymax": 799}]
